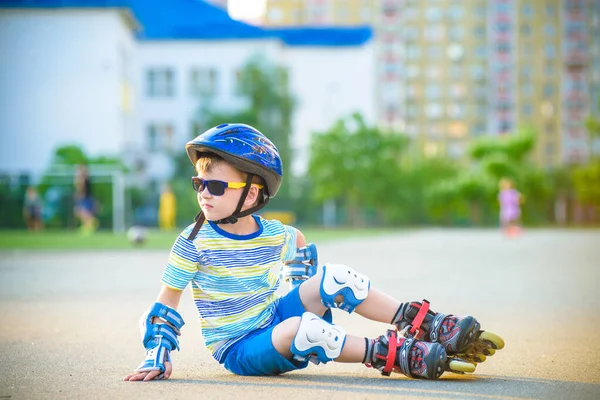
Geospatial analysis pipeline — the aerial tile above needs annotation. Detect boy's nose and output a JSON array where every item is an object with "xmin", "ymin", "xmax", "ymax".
[{"xmin": 200, "ymin": 186, "xmax": 212, "ymax": 198}]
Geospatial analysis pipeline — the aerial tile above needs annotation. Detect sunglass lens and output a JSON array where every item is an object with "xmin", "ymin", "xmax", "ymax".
[{"xmin": 207, "ymin": 180, "xmax": 225, "ymax": 196}]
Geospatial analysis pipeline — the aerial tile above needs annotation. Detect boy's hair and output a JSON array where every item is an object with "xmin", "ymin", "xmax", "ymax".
[{"xmin": 195, "ymin": 152, "xmax": 265, "ymax": 200}]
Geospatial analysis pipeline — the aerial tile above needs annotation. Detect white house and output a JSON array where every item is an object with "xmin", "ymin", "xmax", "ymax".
[
  {"xmin": 134, "ymin": 0, "xmax": 375, "ymax": 179},
  {"xmin": 0, "ymin": 0, "xmax": 375, "ymax": 184},
  {"xmin": 0, "ymin": 3, "xmax": 137, "ymax": 180}
]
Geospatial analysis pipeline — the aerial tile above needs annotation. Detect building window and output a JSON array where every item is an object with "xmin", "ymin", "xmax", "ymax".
[
  {"xmin": 522, "ymin": 103, "xmax": 533, "ymax": 116},
  {"xmin": 190, "ymin": 68, "xmax": 218, "ymax": 96},
  {"xmin": 336, "ymin": 5, "xmax": 350, "ymax": 23},
  {"xmin": 545, "ymin": 44, "xmax": 556, "ymax": 59},
  {"xmin": 406, "ymin": 64, "xmax": 420, "ymax": 78},
  {"xmin": 427, "ymin": 46, "xmax": 443, "ymax": 60},
  {"xmin": 425, "ymin": 26, "xmax": 444, "ymax": 41},
  {"xmin": 450, "ymin": 84, "xmax": 465, "ymax": 98},
  {"xmin": 522, "ymin": 4, "xmax": 533, "ymax": 17},
  {"xmin": 520, "ymin": 24, "xmax": 531, "ymax": 36},
  {"xmin": 475, "ymin": 45, "xmax": 487, "ymax": 58},
  {"xmin": 472, "ymin": 65, "xmax": 485, "ymax": 81},
  {"xmin": 425, "ymin": 103, "xmax": 443, "ymax": 118},
  {"xmin": 474, "ymin": 121, "xmax": 487, "ymax": 136},
  {"xmin": 475, "ymin": 5, "xmax": 486, "ymax": 18},
  {"xmin": 425, "ymin": 84, "xmax": 441, "ymax": 99},
  {"xmin": 406, "ymin": 45, "xmax": 421, "ymax": 60},
  {"xmin": 426, "ymin": 66, "xmax": 441, "ymax": 79},
  {"xmin": 146, "ymin": 68, "xmax": 175, "ymax": 97},
  {"xmin": 360, "ymin": 5, "xmax": 371, "ymax": 23},
  {"xmin": 268, "ymin": 7, "xmax": 284, "ymax": 23},
  {"xmin": 425, "ymin": 7, "xmax": 442, "ymax": 21},
  {"xmin": 447, "ymin": 104, "xmax": 464, "ymax": 118},
  {"xmin": 474, "ymin": 25, "xmax": 486, "ymax": 39},
  {"xmin": 450, "ymin": 65, "xmax": 462, "ymax": 79},
  {"xmin": 147, "ymin": 124, "xmax": 174, "ymax": 152},
  {"xmin": 448, "ymin": 4, "xmax": 463, "ymax": 21},
  {"xmin": 543, "ymin": 83, "xmax": 555, "ymax": 97},
  {"xmin": 521, "ymin": 82, "xmax": 533, "ymax": 97},
  {"xmin": 448, "ymin": 26, "xmax": 464, "ymax": 40},
  {"xmin": 544, "ymin": 23, "xmax": 556, "ymax": 37}
]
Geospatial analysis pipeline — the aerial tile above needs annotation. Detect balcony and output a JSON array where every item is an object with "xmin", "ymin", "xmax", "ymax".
[{"xmin": 565, "ymin": 52, "xmax": 588, "ymax": 67}]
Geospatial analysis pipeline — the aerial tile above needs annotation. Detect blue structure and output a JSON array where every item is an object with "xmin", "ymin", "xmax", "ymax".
[{"xmin": 0, "ymin": 0, "xmax": 373, "ymax": 46}]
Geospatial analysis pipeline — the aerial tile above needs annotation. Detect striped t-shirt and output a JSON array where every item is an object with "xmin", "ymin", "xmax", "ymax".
[{"xmin": 161, "ymin": 215, "xmax": 297, "ymax": 362}]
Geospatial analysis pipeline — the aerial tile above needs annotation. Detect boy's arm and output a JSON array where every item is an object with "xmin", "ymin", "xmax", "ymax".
[
  {"xmin": 124, "ymin": 285, "xmax": 184, "ymax": 382},
  {"xmin": 154, "ymin": 285, "xmax": 184, "ymax": 314},
  {"xmin": 294, "ymin": 227, "xmax": 307, "ymax": 248}
]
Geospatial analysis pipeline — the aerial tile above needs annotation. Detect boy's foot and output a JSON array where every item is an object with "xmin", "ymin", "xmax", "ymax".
[
  {"xmin": 393, "ymin": 300, "xmax": 504, "ymax": 363},
  {"xmin": 366, "ymin": 330, "xmax": 476, "ymax": 379}
]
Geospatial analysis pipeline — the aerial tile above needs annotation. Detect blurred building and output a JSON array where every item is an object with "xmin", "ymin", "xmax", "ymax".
[
  {"xmin": 0, "ymin": 2, "xmax": 137, "ymax": 178},
  {"xmin": 260, "ymin": 0, "xmax": 600, "ymax": 167},
  {"xmin": 0, "ymin": 0, "xmax": 375, "ymax": 182},
  {"xmin": 133, "ymin": 1, "xmax": 374, "ymax": 180}
]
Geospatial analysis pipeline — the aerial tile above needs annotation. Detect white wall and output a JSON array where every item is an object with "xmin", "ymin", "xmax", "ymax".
[
  {"xmin": 0, "ymin": 9, "xmax": 137, "ymax": 180},
  {"xmin": 0, "ymin": 9, "xmax": 376, "ymax": 183},
  {"xmin": 136, "ymin": 39, "xmax": 283, "ymax": 180},
  {"xmin": 282, "ymin": 44, "xmax": 376, "ymax": 175},
  {"xmin": 137, "ymin": 39, "xmax": 376, "ymax": 178}
]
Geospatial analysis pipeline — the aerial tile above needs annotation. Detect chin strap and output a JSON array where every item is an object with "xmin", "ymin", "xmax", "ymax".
[{"xmin": 187, "ymin": 174, "xmax": 270, "ymax": 241}]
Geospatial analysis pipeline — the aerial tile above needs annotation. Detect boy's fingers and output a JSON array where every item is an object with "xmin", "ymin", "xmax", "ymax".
[
  {"xmin": 164, "ymin": 362, "xmax": 172, "ymax": 379},
  {"xmin": 124, "ymin": 372, "xmax": 145, "ymax": 381},
  {"xmin": 143, "ymin": 370, "xmax": 161, "ymax": 382}
]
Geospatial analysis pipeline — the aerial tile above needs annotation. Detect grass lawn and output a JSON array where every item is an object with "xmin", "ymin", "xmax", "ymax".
[{"xmin": 0, "ymin": 227, "xmax": 398, "ymax": 250}]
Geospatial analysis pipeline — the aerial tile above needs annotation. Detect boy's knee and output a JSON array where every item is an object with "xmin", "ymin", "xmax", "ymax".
[{"xmin": 272, "ymin": 317, "xmax": 302, "ymax": 356}]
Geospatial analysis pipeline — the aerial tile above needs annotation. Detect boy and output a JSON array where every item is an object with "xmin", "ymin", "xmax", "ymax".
[
  {"xmin": 124, "ymin": 123, "xmax": 503, "ymax": 382},
  {"xmin": 23, "ymin": 186, "xmax": 44, "ymax": 231}
]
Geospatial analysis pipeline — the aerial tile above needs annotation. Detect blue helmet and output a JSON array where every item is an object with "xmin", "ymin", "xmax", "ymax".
[{"xmin": 185, "ymin": 123, "xmax": 283, "ymax": 198}]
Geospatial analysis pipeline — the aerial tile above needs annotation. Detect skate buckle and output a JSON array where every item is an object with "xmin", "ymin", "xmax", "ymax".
[{"xmin": 399, "ymin": 325, "xmax": 420, "ymax": 338}]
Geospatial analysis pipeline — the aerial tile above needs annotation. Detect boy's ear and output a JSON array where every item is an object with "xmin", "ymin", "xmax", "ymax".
[{"xmin": 244, "ymin": 185, "xmax": 260, "ymax": 206}]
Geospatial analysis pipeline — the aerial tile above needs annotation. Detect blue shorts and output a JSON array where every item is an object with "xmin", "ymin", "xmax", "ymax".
[
  {"xmin": 223, "ymin": 286, "xmax": 309, "ymax": 376},
  {"xmin": 76, "ymin": 197, "xmax": 95, "ymax": 214}
]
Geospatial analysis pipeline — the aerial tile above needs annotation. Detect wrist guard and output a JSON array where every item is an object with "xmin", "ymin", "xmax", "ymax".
[{"xmin": 281, "ymin": 244, "xmax": 319, "ymax": 288}]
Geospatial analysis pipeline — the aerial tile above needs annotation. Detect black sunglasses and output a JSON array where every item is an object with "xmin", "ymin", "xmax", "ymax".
[{"xmin": 191, "ymin": 177, "xmax": 263, "ymax": 196}]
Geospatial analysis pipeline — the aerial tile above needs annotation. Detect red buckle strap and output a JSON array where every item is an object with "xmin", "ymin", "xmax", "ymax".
[
  {"xmin": 383, "ymin": 330, "xmax": 398, "ymax": 375},
  {"xmin": 408, "ymin": 299, "xmax": 430, "ymax": 338}
]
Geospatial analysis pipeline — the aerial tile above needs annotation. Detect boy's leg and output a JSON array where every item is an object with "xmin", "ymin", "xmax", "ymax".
[
  {"xmin": 274, "ymin": 310, "xmax": 474, "ymax": 380},
  {"xmin": 298, "ymin": 263, "xmax": 504, "ymax": 364}
]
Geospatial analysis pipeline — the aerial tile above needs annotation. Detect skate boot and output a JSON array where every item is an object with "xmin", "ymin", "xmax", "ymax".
[
  {"xmin": 365, "ymin": 329, "xmax": 475, "ymax": 379},
  {"xmin": 392, "ymin": 300, "xmax": 505, "ymax": 364}
]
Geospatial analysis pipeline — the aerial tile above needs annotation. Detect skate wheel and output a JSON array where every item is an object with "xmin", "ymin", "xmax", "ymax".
[
  {"xmin": 480, "ymin": 331, "xmax": 505, "ymax": 350},
  {"xmin": 448, "ymin": 359, "xmax": 476, "ymax": 374},
  {"xmin": 486, "ymin": 348, "xmax": 496, "ymax": 356}
]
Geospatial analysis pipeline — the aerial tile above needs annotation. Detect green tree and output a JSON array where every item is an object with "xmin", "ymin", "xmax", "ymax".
[
  {"xmin": 308, "ymin": 113, "xmax": 410, "ymax": 226},
  {"xmin": 571, "ymin": 99, "xmax": 600, "ymax": 218},
  {"xmin": 428, "ymin": 129, "xmax": 551, "ymax": 226}
]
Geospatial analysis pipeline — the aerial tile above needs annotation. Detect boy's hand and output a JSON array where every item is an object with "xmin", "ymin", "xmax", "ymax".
[{"xmin": 123, "ymin": 361, "xmax": 172, "ymax": 382}]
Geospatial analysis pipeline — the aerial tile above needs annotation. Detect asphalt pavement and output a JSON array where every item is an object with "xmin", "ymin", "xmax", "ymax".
[{"xmin": 1, "ymin": 228, "xmax": 599, "ymax": 399}]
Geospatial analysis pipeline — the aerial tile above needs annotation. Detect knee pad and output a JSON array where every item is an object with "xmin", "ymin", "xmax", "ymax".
[
  {"xmin": 320, "ymin": 264, "xmax": 370, "ymax": 313},
  {"xmin": 291, "ymin": 312, "xmax": 347, "ymax": 364}
]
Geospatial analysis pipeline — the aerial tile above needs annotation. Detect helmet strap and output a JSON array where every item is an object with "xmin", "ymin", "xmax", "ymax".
[{"xmin": 187, "ymin": 211, "xmax": 205, "ymax": 240}]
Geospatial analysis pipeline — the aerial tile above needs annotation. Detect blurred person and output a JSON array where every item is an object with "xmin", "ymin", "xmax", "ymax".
[
  {"xmin": 498, "ymin": 178, "xmax": 523, "ymax": 237},
  {"xmin": 124, "ymin": 124, "xmax": 504, "ymax": 383},
  {"xmin": 23, "ymin": 186, "xmax": 44, "ymax": 231},
  {"xmin": 74, "ymin": 164, "xmax": 98, "ymax": 235},
  {"xmin": 158, "ymin": 183, "xmax": 177, "ymax": 231}
]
